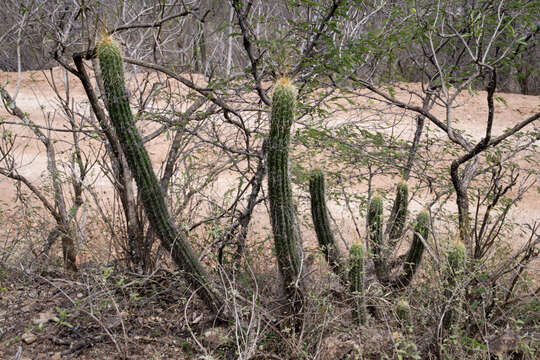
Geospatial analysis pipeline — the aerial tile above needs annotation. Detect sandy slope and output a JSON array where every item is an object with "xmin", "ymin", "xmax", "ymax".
[{"xmin": 0, "ymin": 68, "xmax": 538, "ymax": 254}]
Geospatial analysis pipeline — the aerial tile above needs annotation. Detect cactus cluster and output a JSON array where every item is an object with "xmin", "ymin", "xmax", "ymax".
[
  {"xmin": 367, "ymin": 184, "xmax": 428, "ymax": 289},
  {"xmin": 97, "ymin": 37, "xmax": 221, "ymax": 313},
  {"xmin": 267, "ymin": 77, "xmax": 304, "ymax": 311},
  {"xmin": 307, "ymin": 170, "xmax": 429, "ymax": 323}
]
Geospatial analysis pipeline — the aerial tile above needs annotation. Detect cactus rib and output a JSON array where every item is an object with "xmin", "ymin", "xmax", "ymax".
[
  {"xmin": 392, "ymin": 210, "xmax": 428, "ymax": 288},
  {"xmin": 349, "ymin": 244, "xmax": 366, "ymax": 325},
  {"xmin": 97, "ymin": 37, "xmax": 221, "ymax": 313},
  {"xmin": 267, "ymin": 77, "xmax": 304, "ymax": 310},
  {"xmin": 368, "ymin": 195, "xmax": 387, "ymax": 282},
  {"xmin": 309, "ymin": 169, "xmax": 345, "ymax": 282}
]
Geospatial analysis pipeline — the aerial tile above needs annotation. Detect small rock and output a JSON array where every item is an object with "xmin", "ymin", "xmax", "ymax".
[
  {"xmin": 76, "ymin": 292, "xmax": 84, "ymax": 299},
  {"xmin": 50, "ymin": 352, "xmax": 62, "ymax": 360},
  {"xmin": 32, "ymin": 309, "xmax": 57, "ymax": 327},
  {"xmin": 21, "ymin": 332, "xmax": 37, "ymax": 344}
]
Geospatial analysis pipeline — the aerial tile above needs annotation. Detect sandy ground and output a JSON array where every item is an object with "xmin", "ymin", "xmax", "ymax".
[{"xmin": 0, "ymin": 67, "xmax": 538, "ymax": 259}]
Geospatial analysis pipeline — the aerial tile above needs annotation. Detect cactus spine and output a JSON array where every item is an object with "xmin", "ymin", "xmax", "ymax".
[
  {"xmin": 368, "ymin": 195, "xmax": 386, "ymax": 282},
  {"xmin": 393, "ymin": 211, "xmax": 429, "ymax": 288},
  {"xmin": 97, "ymin": 37, "xmax": 221, "ymax": 313},
  {"xmin": 309, "ymin": 169, "xmax": 345, "ymax": 281},
  {"xmin": 349, "ymin": 244, "xmax": 366, "ymax": 325},
  {"xmin": 267, "ymin": 77, "xmax": 304, "ymax": 310}
]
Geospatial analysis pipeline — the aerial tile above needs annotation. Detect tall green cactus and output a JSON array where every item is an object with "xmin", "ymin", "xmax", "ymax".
[
  {"xmin": 393, "ymin": 210, "xmax": 429, "ymax": 288},
  {"xmin": 309, "ymin": 169, "xmax": 345, "ymax": 281},
  {"xmin": 368, "ymin": 195, "xmax": 386, "ymax": 282},
  {"xmin": 267, "ymin": 77, "xmax": 304, "ymax": 310},
  {"xmin": 349, "ymin": 244, "xmax": 366, "ymax": 325},
  {"xmin": 97, "ymin": 37, "xmax": 221, "ymax": 313}
]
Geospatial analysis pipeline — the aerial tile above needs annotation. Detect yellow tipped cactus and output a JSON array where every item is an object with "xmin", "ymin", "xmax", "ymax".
[
  {"xmin": 268, "ymin": 77, "xmax": 304, "ymax": 311},
  {"xmin": 97, "ymin": 37, "xmax": 221, "ymax": 313}
]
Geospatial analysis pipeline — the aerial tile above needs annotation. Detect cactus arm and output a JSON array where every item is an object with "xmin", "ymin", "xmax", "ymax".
[
  {"xmin": 349, "ymin": 244, "xmax": 366, "ymax": 325},
  {"xmin": 392, "ymin": 211, "xmax": 429, "ymax": 289},
  {"xmin": 368, "ymin": 195, "xmax": 387, "ymax": 282},
  {"xmin": 97, "ymin": 37, "xmax": 222, "ymax": 313},
  {"xmin": 386, "ymin": 182, "xmax": 409, "ymax": 245},
  {"xmin": 267, "ymin": 78, "xmax": 304, "ymax": 309},
  {"xmin": 309, "ymin": 169, "xmax": 345, "ymax": 282}
]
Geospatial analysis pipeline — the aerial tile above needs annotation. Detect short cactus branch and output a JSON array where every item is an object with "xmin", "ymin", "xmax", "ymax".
[
  {"xmin": 349, "ymin": 244, "xmax": 366, "ymax": 325},
  {"xmin": 267, "ymin": 77, "xmax": 304, "ymax": 311},
  {"xmin": 97, "ymin": 37, "xmax": 222, "ymax": 313},
  {"xmin": 368, "ymin": 195, "xmax": 387, "ymax": 282},
  {"xmin": 309, "ymin": 169, "xmax": 345, "ymax": 282},
  {"xmin": 386, "ymin": 182, "xmax": 408, "ymax": 246},
  {"xmin": 392, "ymin": 211, "xmax": 429, "ymax": 289}
]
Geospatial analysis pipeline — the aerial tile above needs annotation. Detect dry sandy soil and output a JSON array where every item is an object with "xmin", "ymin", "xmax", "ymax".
[
  {"xmin": 2, "ymin": 67, "xmax": 538, "ymax": 246},
  {"xmin": 0, "ymin": 67, "xmax": 539, "ymax": 250}
]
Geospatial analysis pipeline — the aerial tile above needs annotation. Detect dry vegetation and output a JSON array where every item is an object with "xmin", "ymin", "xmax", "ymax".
[{"xmin": 0, "ymin": 1, "xmax": 539, "ymax": 359}]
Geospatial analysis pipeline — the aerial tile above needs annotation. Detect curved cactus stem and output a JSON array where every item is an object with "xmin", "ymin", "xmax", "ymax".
[
  {"xmin": 392, "ymin": 211, "xmax": 429, "ymax": 289},
  {"xmin": 267, "ymin": 77, "xmax": 304, "ymax": 313},
  {"xmin": 368, "ymin": 195, "xmax": 387, "ymax": 283},
  {"xmin": 349, "ymin": 244, "xmax": 366, "ymax": 325},
  {"xmin": 97, "ymin": 37, "xmax": 222, "ymax": 314},
  {"xmin": 386, "ymin": 182, "xmax": 408, "ymax": 246},
  {"xmin": 309, "ymin": 169, "xmax": 346, "ymax": 283}
]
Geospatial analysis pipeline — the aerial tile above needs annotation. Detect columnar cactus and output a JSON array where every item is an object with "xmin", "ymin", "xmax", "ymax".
[
  {"xmin": 386, "ymin": 182, "xmax": 408, "ymax": 245},
  {"xmin": 368, "ymin": 195, "xmax": 386, "ymax": 281},
  {"xmin": 349, "ymin": 244, "xmax": 366, "ymax": 325},
  {"xmin": 267, "ymin": 77, "xmax": 304, "ymax": 310},
  {"xmin": 393, "ymin": 211, "xmax": 429, "ymax": 288},
  {"xmin": 97, "ymin": 36, "xmax": 221, "ymax": 313},
  {"xmin": 309, "ymin": 169, "xmax": 345, "ymax": 281}
]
